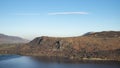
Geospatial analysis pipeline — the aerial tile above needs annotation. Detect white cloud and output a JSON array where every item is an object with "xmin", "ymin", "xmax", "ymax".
[
  {"xmin": 14, "ymin": 13, "xmax": 41, "ymax": 15},
  {"xmin": 48, "ymin": 12, "xmax": 89, "ymax": 15}
]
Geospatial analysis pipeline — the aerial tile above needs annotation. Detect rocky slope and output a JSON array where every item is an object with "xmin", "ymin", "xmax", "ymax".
[
  {"xmin": 19, "ymin": 31, "xmax": 120, "ymax": 61},
  {"xmin": 0, "ymin": 31, "xmax": 120, "ymax": 61}
]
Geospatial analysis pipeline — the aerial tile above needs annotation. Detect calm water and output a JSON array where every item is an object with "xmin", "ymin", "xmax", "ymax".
[{"xmin": 0, "ymin": 55, "xmax": 120, "ymax": 68}]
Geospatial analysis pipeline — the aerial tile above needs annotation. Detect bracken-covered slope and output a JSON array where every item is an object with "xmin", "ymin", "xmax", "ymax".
[
  {"xmin": 19, "ymin": 31, "xmax": 120, "ymax": 61},
  {"xmin": 0, "ymin": 31, "xmax": 120, "ymax": 61}
]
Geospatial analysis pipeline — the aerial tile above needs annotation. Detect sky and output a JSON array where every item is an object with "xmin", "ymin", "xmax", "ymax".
[{"xmin": 0, "ymin": 0, "xmax": 120, "ymax": 40}]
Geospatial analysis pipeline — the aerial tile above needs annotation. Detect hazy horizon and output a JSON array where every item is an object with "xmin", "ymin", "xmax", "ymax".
[{"xmin": 0, "ymin": 0, "xmax": 120, "ymax": 40}]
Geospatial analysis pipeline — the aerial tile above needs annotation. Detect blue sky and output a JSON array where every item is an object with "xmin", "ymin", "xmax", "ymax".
[{"xmin": 0, "ymin": 0, "xmax": 120, "ymax": 40}]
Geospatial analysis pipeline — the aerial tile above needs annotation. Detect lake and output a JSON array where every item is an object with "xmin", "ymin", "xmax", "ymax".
[{"xmin": 0, "ymin": 55, "xmax": 120, "ymax": 68}]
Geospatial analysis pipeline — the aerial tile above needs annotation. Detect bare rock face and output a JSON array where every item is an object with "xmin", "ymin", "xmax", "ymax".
[
  {"xmin": 29, "ymin": 37, "xmax": 43, "ymax": 45},
  {"xmin": 29, "ymin": 36, "xmax": 66, "ymax": 50}
]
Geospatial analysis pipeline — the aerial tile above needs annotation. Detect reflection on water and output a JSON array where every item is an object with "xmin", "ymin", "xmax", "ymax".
[
  {"xmin": 0, "ymin": 55, "xmax": 20, "ymax": 61},
  {"xmin": 32, "ymin": 56, "xmax": 120, "ymax": 64},
  {"xmin": 0, "ymin": 55, "xmax": 120, "ymax": 68}
]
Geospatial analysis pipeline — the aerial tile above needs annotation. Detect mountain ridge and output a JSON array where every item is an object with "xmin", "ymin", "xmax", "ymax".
[{"xmin": 0, "ymin": 33, "xmax": 29, "ymax": 44}]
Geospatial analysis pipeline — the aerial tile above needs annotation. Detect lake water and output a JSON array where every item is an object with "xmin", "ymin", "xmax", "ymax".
[{"xmin": 0, "ymin": 55, "xmax": 120, "ymax": 68}]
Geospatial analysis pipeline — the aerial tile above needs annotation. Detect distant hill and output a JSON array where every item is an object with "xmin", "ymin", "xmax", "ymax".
[
  {"xmin": 83, "ymin": 31, "xmax": 120, "ymax": 38},
  {"xmin": 0, "ymin": 33, "xmax": 29, "ymax": 44}
]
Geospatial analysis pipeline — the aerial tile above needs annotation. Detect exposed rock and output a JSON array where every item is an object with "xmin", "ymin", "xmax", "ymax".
[{"xmin": 55, "ymin": 41, "xmax": 61, "ymax": 49}]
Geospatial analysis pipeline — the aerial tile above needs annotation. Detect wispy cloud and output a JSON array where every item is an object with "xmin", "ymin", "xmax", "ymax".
[
  {"xmin": 13, "ymin": 12, "xmax": 89, "ymax": 16},
  {"xmin": 48, "ymin": 12, "xmax": 89, "ymax": 15},
  {"xmin": 14, "ymin": 13, "xmax": 41, "ymax": 15}
]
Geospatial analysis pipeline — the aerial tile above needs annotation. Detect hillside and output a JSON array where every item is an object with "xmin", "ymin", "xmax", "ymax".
[
  {"xmin": 18, "ymin": 31, "xmax": 120, "ymax": 61},
  {"xmin": 0, "ymin": 33, "xmax": 29, "ymax": 44},
  {"xmin": 0, "ymin": 31, "xmax": 120, "ymax": 61},
  {"xmin": 83, "ymin": 31, "xmax": 120, "ymax": 38}
]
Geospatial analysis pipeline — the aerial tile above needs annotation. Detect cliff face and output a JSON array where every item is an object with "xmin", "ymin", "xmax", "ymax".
[{"xmin": 19, "ymin": 31, "xmax": 120, "ymax": 60}]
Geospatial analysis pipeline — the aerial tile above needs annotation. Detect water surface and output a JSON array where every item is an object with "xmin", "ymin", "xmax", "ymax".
[{"xmin": 0, "ymin": 55, "xmax": 120, "ymax": 68}]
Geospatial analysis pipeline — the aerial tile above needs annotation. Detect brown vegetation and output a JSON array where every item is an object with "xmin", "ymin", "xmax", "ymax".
[{"xmin": 0, "ymin": 31, "xmax": 120, "ymax": 61}]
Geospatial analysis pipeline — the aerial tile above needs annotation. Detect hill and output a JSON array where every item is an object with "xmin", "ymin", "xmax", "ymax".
[
  {"xmin": 0, "ymin": 33, "xmax": 29, "ymax": 44},
  {"xmin": 83, "ymin": 31, "xmax": 120, "ymax": 38},
  {"xmin": 0, "ymin": 31, "xmax": 120, "ymax": 61},
  {"xmin": 18, "ymin": 31, "xmax": 120, "ymax": 61}
]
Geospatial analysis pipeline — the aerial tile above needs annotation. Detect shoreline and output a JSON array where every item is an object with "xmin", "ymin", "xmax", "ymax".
[
  {"xmin": 0, "ymin": 53, "xmax": 120, "ymax": 62},
  {"xmin": 20, "ymin": 54, "xmax": 120, "ymax": 62}
]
